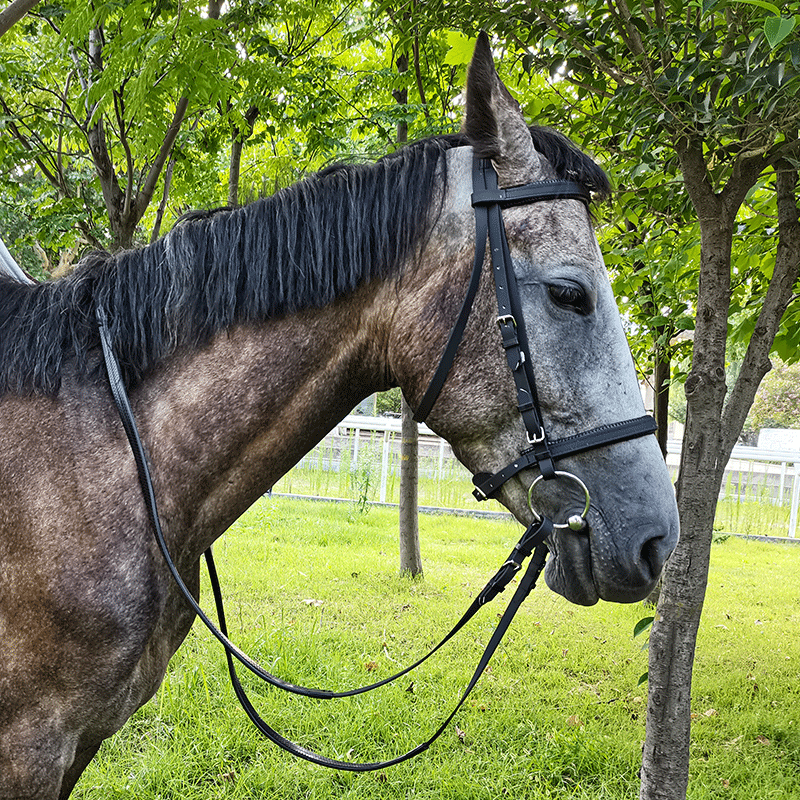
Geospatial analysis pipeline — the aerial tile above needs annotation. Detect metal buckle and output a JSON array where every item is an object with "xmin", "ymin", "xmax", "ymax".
[
  {"xmin": 527, "ymin": 470, "xmax": 591, "ymax": 531},
  {"xmin": 526, "ymin": 426, "xmax": 546, "ymax": 445},
  {"xmin": 496, "ymin": 314, "xmax": 516, "ymax": 328}
]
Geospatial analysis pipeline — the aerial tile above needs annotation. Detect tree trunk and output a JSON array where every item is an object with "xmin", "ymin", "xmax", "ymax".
[
  {"xmin": 640, "ymin": 157, "xmax": 734, "ymax": 795},
  {"xmin": 640, "ymin": 141, "xmax": 800, "ymax": 799},
  {"xmin": 393, "ymin": 42, "xmax": 421, "ymax": 576},
  {"xmin": 399, "ymin": 395, "xmax": 423, "ymax": 576},
  {"xmin": 228, "ymin": 138, "xmax": 244, "ymax": 208},
  {"xmin": 642, "ymin": 348, "xmax": 671, "ymax": 608},
  {"xmin": 228, "ymin": 106, "xmax": 259, "ymax": 208},
  {"xmin": 150, "ymin": 156, "xmax": 176, "ymax": 243},
  {"xmin": 653, "ymin": 349, "xmax": 670, "ymax": 458}
]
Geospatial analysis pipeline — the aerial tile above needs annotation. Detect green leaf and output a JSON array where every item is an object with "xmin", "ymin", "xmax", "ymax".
[
  {"xmin": 637, "ymin": 671, "xmax": 650, "ymax": 687},
  {"xmin": 764, "ymin": 16, "xmax": 796, "ymax": 49},
  {"xmin": 444, "ymin": 31, "xmax": 477, "ymax": 66},
  {"xmin": 633, "ymin": 616, "xmax": 655, "ymax": 638},
  {"xmin": 732, "ymin": 0, "xmax": 782, "ymax": 16}
]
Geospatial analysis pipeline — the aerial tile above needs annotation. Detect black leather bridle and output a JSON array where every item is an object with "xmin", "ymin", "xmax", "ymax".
[
  {"xmin": 414, "ymin": 157, "xmax": 656, "ymax": 506},
  {"xmin": 96, "ymin": 154, "xmax": 657, "ymax": 772}
]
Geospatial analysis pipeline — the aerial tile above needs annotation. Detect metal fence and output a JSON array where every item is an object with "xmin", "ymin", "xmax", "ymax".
[{"xmin": 272, "ymin": 415, "xmax": 800, "ymax": 537}]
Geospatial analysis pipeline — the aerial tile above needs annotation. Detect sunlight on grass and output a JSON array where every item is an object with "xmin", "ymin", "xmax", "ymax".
[{"xmin": 73, "ymin": 498, "xmax": 800, "ymax": 799}]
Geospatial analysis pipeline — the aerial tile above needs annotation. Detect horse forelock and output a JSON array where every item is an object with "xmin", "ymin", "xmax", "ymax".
[{"xmin": 0, "ymin": 128, "xmax": 609, "ymax": 397}]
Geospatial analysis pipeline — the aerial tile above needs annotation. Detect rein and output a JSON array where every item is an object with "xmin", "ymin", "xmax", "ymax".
[{"xmin": 96, "ymin": 155, "xmax": 658, "ymax": 770}]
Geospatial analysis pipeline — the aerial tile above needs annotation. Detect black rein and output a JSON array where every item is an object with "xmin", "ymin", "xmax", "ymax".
[{"xmin": 96, "ymin": 154, "xmax": 658, "ymax": 771}]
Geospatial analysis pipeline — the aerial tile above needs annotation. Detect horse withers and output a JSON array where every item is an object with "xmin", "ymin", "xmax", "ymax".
[{"xmin": 0, "ymin": 35, "xmax": 679, "ymax": 798}]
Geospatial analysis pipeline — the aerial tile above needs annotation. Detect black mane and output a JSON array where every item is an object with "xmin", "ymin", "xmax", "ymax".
[{"xmin": 0, "ymin": 128, "xmax": 609, "ymax": 396}]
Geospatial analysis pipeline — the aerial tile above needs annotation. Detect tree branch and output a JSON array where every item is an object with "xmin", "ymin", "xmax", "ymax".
[
  {"xmin": 0, "ymin": 94, "xmax": 66, "ymax": 193},
  {"xmin": 720, "ymin": 157, "xmax": 800, "ymax": 459},
  {"xmin": 675, "ymin": 134, "xmax": 724, "ymax": 225},
  {"xmin": 412, "ymin": 30, "xmax": 429, "ymax": 118},
  {"xmin": 528, "ymin": 7, "xmax": 634, "ymax": 86},
  {"xmin": 113, "ymin": 88, "xmax": 135, "ymax": 219},
  {"xmin": 0, "ymin": 0, "xmax": 42, "ymax": 37},
  {"xmin": 135, "ymin": 95, "xmax": 189, "ymax": 219}
]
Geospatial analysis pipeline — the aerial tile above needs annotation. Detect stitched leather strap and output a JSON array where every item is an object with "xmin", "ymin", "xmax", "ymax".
[
  {"xmin": 471, "ymin": 179, "xmax": 590, "ymax": 209},
  {"xmin": 98, "ymin": 299, "xmax": 552, "ymax": 768},
  {"xmin": 472, "ymin": 415, "xmax": 657, "ymax": 501}
]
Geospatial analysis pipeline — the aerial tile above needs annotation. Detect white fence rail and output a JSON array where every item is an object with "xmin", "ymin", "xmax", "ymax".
[{"xmin": 274, "ymin": 416, "xmax": 800, "ymax": 537}]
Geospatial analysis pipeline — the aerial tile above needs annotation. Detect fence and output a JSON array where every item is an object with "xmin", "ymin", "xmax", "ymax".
[{"xmin": 272, "ymin": 415, "xmax": 800, "ymax": 537}]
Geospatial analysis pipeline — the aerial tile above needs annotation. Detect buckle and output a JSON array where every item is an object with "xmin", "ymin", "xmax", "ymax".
[
  {"xmin": 526, "ymin": 426, "xmax": 546, "ymax": 445},
  {"xmin": 496, "ymin": 314, "xmax": 516, "ymax": 328}
]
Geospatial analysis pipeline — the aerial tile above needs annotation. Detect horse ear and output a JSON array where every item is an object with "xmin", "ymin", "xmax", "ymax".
[{"xmin": 463, "ymin": 32, "xmax": 542, "ymax": 185}]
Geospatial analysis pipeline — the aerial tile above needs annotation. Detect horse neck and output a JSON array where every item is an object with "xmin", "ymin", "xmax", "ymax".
[{"xmin": 131, "ymin": 278, "xmax": 393, "ymax": 557}]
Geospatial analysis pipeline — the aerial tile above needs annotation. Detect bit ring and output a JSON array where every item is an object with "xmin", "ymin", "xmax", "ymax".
[{"xmin": 527, "ymin": 470, "xmax": 591, "ymax": 531}]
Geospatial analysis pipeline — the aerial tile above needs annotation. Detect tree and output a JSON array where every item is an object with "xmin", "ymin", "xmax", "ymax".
[
  {"xmin": 392, "ymin": 15, "xmax": 423, "ymax": 576},
  {"xmin": 0, "ymin": 1, "xmax": 238, "ymax": 251},
  {"xmin": 459, "ymin": 5, "xmax": 800, "ymax": 798}
]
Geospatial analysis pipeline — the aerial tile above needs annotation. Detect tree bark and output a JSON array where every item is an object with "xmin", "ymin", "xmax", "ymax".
[
  {"xmin": 640, "ymin": 140, "xmax": 800, "ymax": 800},
  {"xmin": 653, "ymin": 350, "xmax": 670, "ymax": 458},
  {"xmin": 399, "ymin": 395, "xmax": 423, "ymax": 576},
  {"xmin": 640, "ymin": 132, "xmax": 736, "ymax": 799},
  {"xmin": 228, "ymin": 105, "xmax": 260, "ymax": 208},
  {"xmin": 0, "ymin": 0, "xmax": 41, "ymax": 38},
  {"xmin": 394, "ymin": 41, "xmax": 422, "ymax": 576},
  {"xmin": 150, "ymin": 156, "xmax": 176, "ymax": 243}
]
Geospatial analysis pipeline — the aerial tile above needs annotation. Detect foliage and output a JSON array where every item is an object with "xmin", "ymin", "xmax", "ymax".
[
  {"xmin": 376, "ymin": 387, "xmax": 402, "ymax": 415},
  {"xmin": 0, "ymin": 1, "xmax": 470, "ymax": 263},
  {"xmin": 744, "ymin": 359, "xmax": 800, "ymax": 434}
]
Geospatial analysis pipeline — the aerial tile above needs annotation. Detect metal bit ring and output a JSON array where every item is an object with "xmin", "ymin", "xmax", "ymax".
[{"xmin": 527, "ymin": 470, "xmax": 591, "ymax": 531}]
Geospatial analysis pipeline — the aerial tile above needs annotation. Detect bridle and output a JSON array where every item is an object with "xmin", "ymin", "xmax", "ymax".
[
  {"xmin": 96, "ymin": 154, "xmax": 657, "ymax": 772},
  {"xmin": 414, "ymin": 156, "xmax": 656, "ymax": 521}
]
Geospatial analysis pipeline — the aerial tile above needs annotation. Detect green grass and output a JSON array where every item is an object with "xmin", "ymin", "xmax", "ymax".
[{"xmin": 73, "ymin": 499, "xmax": 800, "ymax": 799}]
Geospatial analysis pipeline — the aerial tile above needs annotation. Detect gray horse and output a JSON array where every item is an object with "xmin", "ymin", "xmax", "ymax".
[{"xmin": 0, "ymin": 35, "xmax": 678, "ymax": 798}]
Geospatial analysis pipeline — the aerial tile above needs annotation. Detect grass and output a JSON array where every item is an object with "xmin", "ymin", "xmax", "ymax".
[{"xmin": 73, "ymin": 498, "xmax": 800, "ymax": 799}]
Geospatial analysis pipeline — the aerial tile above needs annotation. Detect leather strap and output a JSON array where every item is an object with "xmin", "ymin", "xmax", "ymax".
[
  {"xmin": 208, "ymin": 531, "xmax": 550, "ymax": 771},
  {"xmin": 415, "ymin": 156, "xmax": 659, "ymax": 498},
  {"xmin": 476, "ymin": 158, "xmax": 555, "ymax": 477},
  {"xmin": 413, "ymin": 191, "xmax": 488, "ymax": 423},
  {"xmin": 413, "ymin": 165, "xmax": 588, "ymax": 430},
  {"xmin": 98, "ymin": 300, "xmax": 552, "ymax": 768},
  {"xmin": 472, "ymin": 415, "xmax": 657, "ymax": 501},
  {"xmin": 471, "ymin": 179, "xmax": 590, "ymax": 209}
]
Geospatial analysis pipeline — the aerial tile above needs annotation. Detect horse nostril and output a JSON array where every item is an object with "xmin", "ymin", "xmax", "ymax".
[{"xmin": 639, "ymin": 529, "xmax": 672, "ymax": 580}]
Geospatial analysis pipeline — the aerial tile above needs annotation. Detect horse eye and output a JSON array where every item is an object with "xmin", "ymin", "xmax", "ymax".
[{"xmin": 548, "ymin": 282, "xmax": 587, "ymax": 313}]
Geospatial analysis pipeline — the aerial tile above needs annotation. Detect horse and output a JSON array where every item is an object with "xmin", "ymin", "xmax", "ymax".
[{"xmin": 0, "ymin": 35, "xmax": 679, "ymax": 798}]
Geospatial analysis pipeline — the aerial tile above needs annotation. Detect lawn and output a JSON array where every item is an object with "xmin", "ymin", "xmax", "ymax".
[{"xmin": 73, "ymin": 498, "xmax": 800, "ymax": 799}]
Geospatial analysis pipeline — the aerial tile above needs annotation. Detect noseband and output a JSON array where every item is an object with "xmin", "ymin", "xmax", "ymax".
[
  {"xmin": 414, "ymin": 157, "xmax": 656, "ymax": 526},
  {"xmin": 95, "ymin": 154, "xmax": 658, "ymax": 773}
]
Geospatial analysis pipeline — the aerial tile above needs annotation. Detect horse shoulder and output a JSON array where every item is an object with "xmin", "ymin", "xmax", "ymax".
[{"xmin": 0, "ymin": 389, "xmax": 184, "ymax": 797}]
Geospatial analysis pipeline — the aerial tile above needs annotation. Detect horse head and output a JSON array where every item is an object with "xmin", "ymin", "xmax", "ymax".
[{"xmin": 389, "ymin": 33, "xmax": 679, "ymax": 606}]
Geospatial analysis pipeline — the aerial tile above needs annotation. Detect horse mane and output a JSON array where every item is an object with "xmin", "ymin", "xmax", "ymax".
[{"xmin": 0, "ymin": 128, "xmax": 609, "ymax": 397}]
